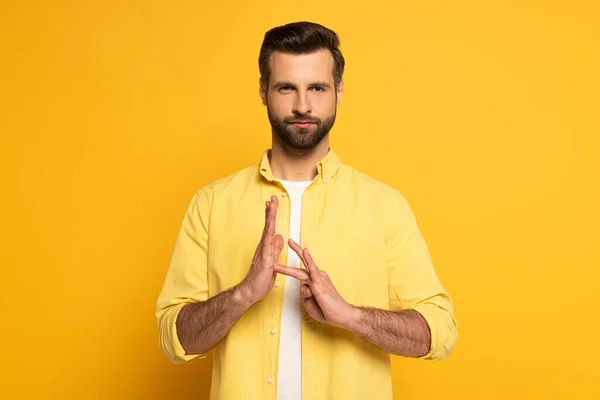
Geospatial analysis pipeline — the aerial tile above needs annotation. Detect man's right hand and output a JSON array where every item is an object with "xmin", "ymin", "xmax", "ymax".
[{"xmin": 238, "ymin": 195, "xmax": 285, "ymax": 305}]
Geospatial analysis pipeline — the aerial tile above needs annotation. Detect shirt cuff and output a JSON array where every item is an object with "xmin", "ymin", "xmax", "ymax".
[
  {"xmin": 411, "ymin": 302, "xmax": 458, "ymax": 361},
  {"xmin": 159, "ymin": 302, "xmax": 209, "ymax": 364}
]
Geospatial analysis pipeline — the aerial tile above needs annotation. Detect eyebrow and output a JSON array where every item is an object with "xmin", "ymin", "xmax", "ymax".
[{"xmin": 272, "ymin": 81, "xmax": 332, "ymax": 89}]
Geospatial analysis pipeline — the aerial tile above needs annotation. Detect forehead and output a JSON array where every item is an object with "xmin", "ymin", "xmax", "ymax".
[{"xmin": 268, "ymin": 49, "xmax": 334, "ymax": 84}]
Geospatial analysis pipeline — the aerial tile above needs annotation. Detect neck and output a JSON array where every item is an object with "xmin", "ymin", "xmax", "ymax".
[{"xmin": 269, "ymin": 132, "xmax": 330, "ymax": 182}]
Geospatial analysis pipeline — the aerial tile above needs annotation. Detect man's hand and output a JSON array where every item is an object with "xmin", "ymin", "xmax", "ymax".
[
  {"xmin": 273, "ymin": 239, "xmax": 434, "ymax": 358},
  {"xmin": 274, "ymin": 239, "xmax": 356, "ymax": 329},
  {"xmin": 238, "ymin": 196, "xmax": 285, "ymax": 305}
]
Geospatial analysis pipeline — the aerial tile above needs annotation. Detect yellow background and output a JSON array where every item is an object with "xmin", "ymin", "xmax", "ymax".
[{"xmin": 1, "ymin": 1, "xmax": 598, "ymax": 399}]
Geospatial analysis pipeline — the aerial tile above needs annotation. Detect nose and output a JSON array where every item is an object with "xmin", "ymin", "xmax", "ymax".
[{"xmin": 293, "ymin": 90, "xmax": 311, "ymax": 115}]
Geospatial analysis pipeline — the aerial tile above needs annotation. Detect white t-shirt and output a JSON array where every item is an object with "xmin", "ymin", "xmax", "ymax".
[{"xmin": 277, "ymin": 178, "xmax": 312, "ymax": 400}]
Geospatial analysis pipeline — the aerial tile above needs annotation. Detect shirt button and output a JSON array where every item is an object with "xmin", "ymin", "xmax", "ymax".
[
  {"xmin": 281, "ymin": 192, "xmax": 287, "ymax": 197},
  {"xmin": 274, "ymin": 281, "xmax": 280, "ymax": 287},
  {"xmin": 271, "ymin": 329, "xmax": 277, "ymax": 335},
  {"xmin": 267, "ymin": 377, "xmax": 273, "ymax": 384},
  {"xmin": 324, "ymin": 174, "xmax": 329, "ymax": 179}
]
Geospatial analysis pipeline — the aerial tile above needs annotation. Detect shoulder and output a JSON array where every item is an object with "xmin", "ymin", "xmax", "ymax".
[
  {"xmin": 192, "ymin": 164, "xmax": 259, "ymax": 201},
  {"xmin": 338, "ymin": 163, "xmax": 408, "ymax": 205}
]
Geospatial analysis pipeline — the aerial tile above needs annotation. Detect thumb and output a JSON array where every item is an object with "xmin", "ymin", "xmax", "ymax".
[{"xmin": 274, "ymin": 234, "xmax": 285, "ymax": 258}]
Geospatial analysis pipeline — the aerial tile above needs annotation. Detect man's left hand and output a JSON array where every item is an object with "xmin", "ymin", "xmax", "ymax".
[{"xmin": 273, "ymin": 239, "xmax": 356, "ymax": 329}]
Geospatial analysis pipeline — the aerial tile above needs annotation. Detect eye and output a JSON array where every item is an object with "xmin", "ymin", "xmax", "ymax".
[
  {"xmin": 311, "ymin": 86, "xmax": 325, "ymax": 92},
  {"xmin": 279, "ymin": 86, "xmax": 293, "ymax": 92}
]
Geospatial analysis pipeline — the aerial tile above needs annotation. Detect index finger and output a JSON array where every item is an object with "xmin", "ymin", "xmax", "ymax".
[
  {"xmin": 262, "ymin": 195, "xmax": 278, "ymax": 240},
  {"xmin": 287, "ymin": 238, "xmax": 309, "ymax": 271},
  {"xmin": 288, "ymin": 239, "xmax": 322, "ymax": 284},
  {"xmin": 302, "ymin": 247, "xmax": 321, "ymax": 283},
  {"xmin": 274, "ymin": 264, "xmax": 311, "ymax": 281}
]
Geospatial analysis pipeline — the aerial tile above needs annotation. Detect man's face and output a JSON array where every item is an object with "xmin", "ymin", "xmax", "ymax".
[{"xmin": 260, "ymin": 48, "xmax": 343, "ymax": 151}]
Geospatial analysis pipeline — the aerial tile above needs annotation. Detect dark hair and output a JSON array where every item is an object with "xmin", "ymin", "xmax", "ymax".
[{"xmin": 258, "ymin": 21, "xmax": 345, "ymax": 91}]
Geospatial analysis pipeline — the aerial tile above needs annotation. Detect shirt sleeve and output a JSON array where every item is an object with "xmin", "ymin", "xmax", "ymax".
[
  {"xmin": 386, "ymin": 190, "xmax": 458, "ymax": 361},
  {"xmin": 155, "ymin": 186, "xmax": 213, "ymax": 364}
]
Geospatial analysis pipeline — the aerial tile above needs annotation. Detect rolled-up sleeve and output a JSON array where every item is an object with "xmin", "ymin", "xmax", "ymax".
[
  {"xmin": 386, "ymin": 190, "xmax": 458, "ymax": 361},
  {"xmin": 155, "ymin": 186, "xmax": 212, "ymax": 364}
]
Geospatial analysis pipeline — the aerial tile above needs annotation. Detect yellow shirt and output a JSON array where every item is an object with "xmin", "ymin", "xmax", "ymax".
[{"xmin": 156, "ymin": 148, "xmax": 458, "ymax": 400}]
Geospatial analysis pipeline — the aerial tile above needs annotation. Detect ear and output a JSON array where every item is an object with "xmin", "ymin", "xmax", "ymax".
[
  {"xmin": 259, "ymin": 77, "xmax": 267, "ymax": 106},
  {"xmin": 336, "ymin": 80, "xmax": 344, "ymax": 106}
]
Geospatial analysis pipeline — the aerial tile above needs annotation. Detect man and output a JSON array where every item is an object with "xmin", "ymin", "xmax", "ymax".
[{"xmin": 156, "ymin": 21, "xmax": 458, "ymax": 400}]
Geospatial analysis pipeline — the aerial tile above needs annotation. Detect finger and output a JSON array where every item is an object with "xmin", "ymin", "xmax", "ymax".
[
  {"xmin": 302, "ymin": 248, "xmax": 319, "ymax": 272},
  {"xmin": 302, "ymin": 248, "xmax": 323, "ymax": 284},
  {"xmin": 274, "ymin": 234, "xmax": 284, "ymax": 257},
  {"xmin": 261, "ymin": 200, "xmax": 270, "ymax": 244},
  {"xmin": 274, "ymin": 264, "xmax": 311, "ymax": 281},
  {"xmin": 262, "ymin": 196, "xmax": 278, "ymax": 239},
  {"xmin": 300, "ymin": 284, "xmax": 313, "ymax": 299},
  {"xmin": 287, "ymin": 238, "xmax": 310, "ymax": 272},
  {"xmin": 262, "ymin": 197, "xmax": 278, "ymax": 257},
  {"xmin": 267, "ymin": 196, "xmax": 278, "ymax": 238},
  {"xmin": 303, "ymin": 297, "xmax": 325, "ymax": 322}
]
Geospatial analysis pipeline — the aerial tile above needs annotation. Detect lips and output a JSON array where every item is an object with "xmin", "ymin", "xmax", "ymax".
[
  {"xmin": 291, "ymin": 122, "xmax": 315, "ymax": 129},
  {"xmin": 289, "ymin": 121, "xmax": 316, "ymax": 126}
]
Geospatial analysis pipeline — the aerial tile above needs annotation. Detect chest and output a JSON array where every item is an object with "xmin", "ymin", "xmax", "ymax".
[{"xmin": 207, "ymin": 185, "xmax": 389, "ymax": 307}]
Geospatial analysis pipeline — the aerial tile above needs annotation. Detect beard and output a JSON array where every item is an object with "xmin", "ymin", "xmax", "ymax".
[{"xmin": 267, "ymin": 103, "xmax": 337, "ymax": 151}]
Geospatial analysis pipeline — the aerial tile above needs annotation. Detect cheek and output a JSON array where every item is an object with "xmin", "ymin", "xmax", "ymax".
[
  {"xmin": 313, "ymin": 94, "xmax": 336, "ymax": 113},
  {"xmin": 268, "ymin": 98, "xmax": 292, "ymax": 116}
]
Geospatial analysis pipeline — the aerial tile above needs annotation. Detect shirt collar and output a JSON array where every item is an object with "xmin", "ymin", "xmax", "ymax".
[{"xmin": 258, "ymin": 147, "xmax": 342, "ymax": 185}]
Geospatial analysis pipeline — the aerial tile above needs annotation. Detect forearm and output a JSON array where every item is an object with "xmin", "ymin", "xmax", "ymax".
[
  {"xmin": 176, "ymin": 284, "xmax": 253, "ymax": 355},
  {"xmin": 346, "ymin": 306, "xmax": 431, "ymax": 358}
]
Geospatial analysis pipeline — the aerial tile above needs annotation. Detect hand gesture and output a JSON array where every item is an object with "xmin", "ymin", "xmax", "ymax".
[
  {"xmin": 240, "ymin": 196, "xmax": 285, "ymax": 305},
  {"xmin": 274, "ymin": 239, "xmax": 355, "ymax": 329}
]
